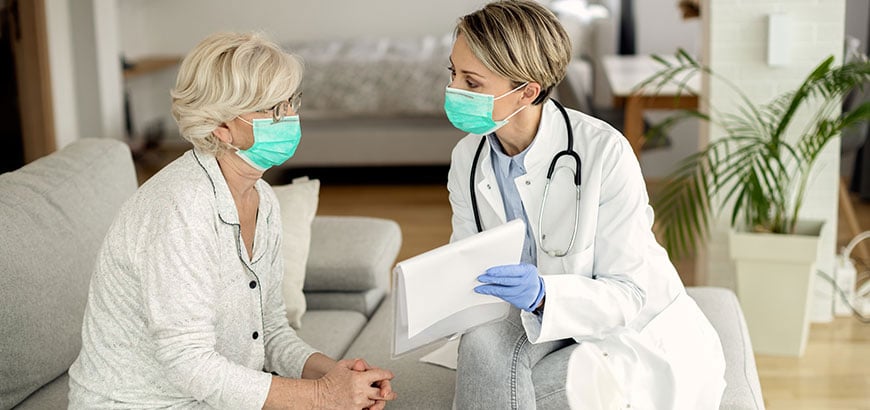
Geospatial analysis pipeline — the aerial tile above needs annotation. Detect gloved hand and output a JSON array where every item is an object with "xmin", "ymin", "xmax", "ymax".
[{"xmin": 474, "ymin": 263, "xmax": 545, "ymax": 312}]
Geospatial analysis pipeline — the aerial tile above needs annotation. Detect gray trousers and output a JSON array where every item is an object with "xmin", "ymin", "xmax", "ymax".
[{"xmin": 454, "ymin": 308, "xmax": 575, "ymax": 409}]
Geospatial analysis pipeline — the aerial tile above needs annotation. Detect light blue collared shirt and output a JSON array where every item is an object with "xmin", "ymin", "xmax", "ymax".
[{"xmin": 487, "ymin": 133, "xmax": 537, "ymax": 266}]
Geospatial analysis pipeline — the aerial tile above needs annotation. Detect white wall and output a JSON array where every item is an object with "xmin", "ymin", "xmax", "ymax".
[
  {"xmin": 634, "ymin": 0, "xmax": 702, "ymax": 56},
  {"xmin": 69, "ymin": 1, "xmax": 100, "ymax": 140},
  {"xmin": 44, "ymin": 0, "xmax": 79, "ymax": 149},
  {"xmin": 93, "ymin": 0, "xmax": 125, "ymax": 140},
  {"xmin": 845, "ymin": 0, "xmax": 869, "ymax": 54},
  {"xmin": 45, "ymin": 0, "xmax": 125, "ymax": 144},
  {"xmin": 700, "ymin": 0, "xmax": 844, "ymax": 323}
]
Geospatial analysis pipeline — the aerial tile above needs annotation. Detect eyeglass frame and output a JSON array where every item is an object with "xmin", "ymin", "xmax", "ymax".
[{"xmin": 255, "ymin": 92, "xmax": 302, "ymax": 123}]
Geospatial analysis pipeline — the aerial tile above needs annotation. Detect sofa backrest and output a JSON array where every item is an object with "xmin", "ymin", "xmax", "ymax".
[{"xmin": 0, "ymin": 138, "xmax": 137, "ymax": 409}]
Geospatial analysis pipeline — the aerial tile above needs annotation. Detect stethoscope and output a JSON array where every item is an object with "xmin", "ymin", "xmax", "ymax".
[{"xmin": 469, "ymin": 99, "xmax": 582, "ymax": 257}]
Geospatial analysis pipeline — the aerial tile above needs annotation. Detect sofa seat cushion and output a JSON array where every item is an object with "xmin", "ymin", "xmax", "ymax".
[
  {"xmin": 13, "ymin": 373, "xmax": 69, "ymax": 410},
  {"xmin": 688, "ymin": 287, "xmax": 765, "ymax": 410},
  {"xmin": 0, "ymin": 139, "xmax": 137, "ymax": 409},
  {"xmin": 305, "ymin": 216, "xmax": 401, "ymax": 292},
  {"xmin": 343, "ymin": 297, "xmax": 456, "ymax": 409},
  {"xmin": 295, "ymin": 310, "xmax": 368, "ymax": 359}
]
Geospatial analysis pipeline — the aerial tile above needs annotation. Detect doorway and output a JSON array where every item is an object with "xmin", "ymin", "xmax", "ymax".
[
  {"xmin": 0, "ymin": 0, "xmax": 23, "ymax": 173},
  {"xmin": 0, "ymin": 0, "xmax": 54, "ymax": 173}
]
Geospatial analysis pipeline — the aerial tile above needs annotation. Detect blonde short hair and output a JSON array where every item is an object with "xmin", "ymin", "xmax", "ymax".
[
  {"xmin": 456, "ymin": 0, "xmax": 571, "ymax": 104},
  {"xmin": 170, "ymin": 32, "xmax": 303, "ymax": 154}
]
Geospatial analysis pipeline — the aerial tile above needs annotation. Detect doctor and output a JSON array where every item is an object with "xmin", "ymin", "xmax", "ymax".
[{"xmin": 445, "ymin": 1, "xmax": 726, "ymax": 409}]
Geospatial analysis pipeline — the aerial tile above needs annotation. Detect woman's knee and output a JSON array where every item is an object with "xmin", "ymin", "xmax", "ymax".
[{"xmin": 458, "ymin": 322, "xmax": 526, "ymax": 369}]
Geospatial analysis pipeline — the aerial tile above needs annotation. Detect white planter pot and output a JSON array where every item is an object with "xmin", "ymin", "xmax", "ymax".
[{"xmin": 728, "ymin": 221, "xmax": 824, "ymax": 357}]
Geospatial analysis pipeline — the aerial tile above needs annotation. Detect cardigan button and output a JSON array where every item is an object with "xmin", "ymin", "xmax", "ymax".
[
  {"xmin": 252, "ymin": 331, "xmax": 259, "ymax": 340},
  {"xmin": 249, "ymin": 281, "xmax": 257, "ymax": 289}
]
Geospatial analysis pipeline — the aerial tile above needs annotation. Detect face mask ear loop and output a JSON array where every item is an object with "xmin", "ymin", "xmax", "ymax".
[
  {"xmin": 499, "ymin": 104, "xmax": 528, "ymax": 123},
  {"xmin": 225, "ymin": 116, "xmax": 255, "ymax": 152},
  {"xmin": 493, "ymin": 82, "xmax": 530, "ymax": 122},
  {"xmin": 493, "ymin": 82, "xmax": 529, "ymax": 101}
]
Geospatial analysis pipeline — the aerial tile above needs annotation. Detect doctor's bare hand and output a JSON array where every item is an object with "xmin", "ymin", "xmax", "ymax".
[
  {"xmin": 314, "ymin": 359, "xmax": 396, "ymax": 409},
  {"xmin": 475, "ymin": 263, "xmax": 545, "ymax": 312}
]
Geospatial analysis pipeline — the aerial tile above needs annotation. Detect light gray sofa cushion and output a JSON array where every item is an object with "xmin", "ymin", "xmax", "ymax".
[
  {"xmin": 305, "ymin": 216, "xmax": 401, "ymax": 292},
  {"xmin": 688, "ymin": 287, "xmax": 765, "ymax": 410},
  {"xmin": 11, "ymin": 374, "xmax": 68, "ymax": 410},
  {"xmin": 295, "ymin": 311, "xmax": 368, "ymax": 359},
  {"xmin": 0, "ymin": 139, "xmax": 137, "ymax": 409},
  {"xmin": 305, "ymin": 288, "xmax": 386, "ymax": 318},
  {"xmin": 343, "ymin": 297, "xmax": 456, "ymax": 409}
]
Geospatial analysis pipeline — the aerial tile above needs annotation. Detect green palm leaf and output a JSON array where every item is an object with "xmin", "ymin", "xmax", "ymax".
[{"xmin": 646, "ymin": 50, "xmax": 870, "ymax": 259}]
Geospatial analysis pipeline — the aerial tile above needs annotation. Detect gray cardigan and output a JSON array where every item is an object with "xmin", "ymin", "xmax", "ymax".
[{"xmin": 68, "ymin": 149, "xmax": 318, "ymax": 409}]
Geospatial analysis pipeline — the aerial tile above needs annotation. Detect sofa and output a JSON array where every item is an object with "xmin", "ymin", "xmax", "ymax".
[{"xmin": 0, "ymin": 138, "xmax": 764, "ymax": 409}]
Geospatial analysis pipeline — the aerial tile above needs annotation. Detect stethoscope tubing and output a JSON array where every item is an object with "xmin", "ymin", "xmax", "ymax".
[{"xmin": 469, "ymin": 99, "xmax": 582, "ymax": 256}]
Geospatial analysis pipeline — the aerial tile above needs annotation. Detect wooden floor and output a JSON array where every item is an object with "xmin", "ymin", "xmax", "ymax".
[{"xmin": 135, "ymin": 149, "xmax": 870, "ymax": 409}]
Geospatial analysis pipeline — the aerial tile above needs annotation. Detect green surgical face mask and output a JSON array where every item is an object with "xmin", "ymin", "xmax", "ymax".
[
  {"xmin": 235, "ymin": 116, "xmax": 302, "ymax": 172},
  {"xmin": 443, "ymin": 82, "xmax": 528, "ymax": 135}
]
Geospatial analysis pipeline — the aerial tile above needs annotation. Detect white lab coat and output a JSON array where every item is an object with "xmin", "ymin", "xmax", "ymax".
[{"xmin": 447, "ymin": 100, "xmax": 726, "ymax": 410}]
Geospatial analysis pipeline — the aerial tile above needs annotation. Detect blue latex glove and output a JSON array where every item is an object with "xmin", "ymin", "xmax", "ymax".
[{"xmin": 475, "ymin": 263, "xmax": 545, "ymax": 312}]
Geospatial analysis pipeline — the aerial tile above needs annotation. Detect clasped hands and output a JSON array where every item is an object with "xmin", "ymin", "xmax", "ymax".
[
  {"xmin": 474, "ymin": 263, "xmax": 545, "ymax": 312},
  {"xmin": 317, "ymin": 358, "xmax": 397, "ymax": 410}
]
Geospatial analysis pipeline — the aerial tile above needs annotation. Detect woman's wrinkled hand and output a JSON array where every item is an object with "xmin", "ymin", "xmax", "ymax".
[
  {"xmin": 314, "ymin": 359, "xmax": 397, "ymax": 409},
  {"xmin": 350, "ymin": 359, "xmax": 398, "ymax": 410}
]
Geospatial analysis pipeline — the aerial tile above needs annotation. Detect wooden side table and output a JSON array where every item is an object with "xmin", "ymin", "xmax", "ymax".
[{"xmin": 602, "ymin": 54, "xmax": 699, "ymax": 158}]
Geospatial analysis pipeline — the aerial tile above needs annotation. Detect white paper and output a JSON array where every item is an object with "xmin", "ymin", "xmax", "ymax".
[
  {"xmin": 392, "ymin": 219, "xmax": 525, "ymax": 357},
  {"xmin": 419, "ymin": 339, "xmax": 460, "ymax": 370}
]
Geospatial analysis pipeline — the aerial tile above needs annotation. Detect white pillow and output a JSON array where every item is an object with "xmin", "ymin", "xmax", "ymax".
[{"xmin": 272, "ymin": 176, "xmax": 319, "ymax": 329}]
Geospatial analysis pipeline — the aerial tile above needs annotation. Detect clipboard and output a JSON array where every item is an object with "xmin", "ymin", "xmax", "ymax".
[{"xmin": 392, "ymin": 219, "xmax": 525, "ymax": 358}]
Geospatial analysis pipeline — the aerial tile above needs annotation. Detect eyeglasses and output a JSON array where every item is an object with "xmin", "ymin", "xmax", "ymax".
[{"xmin": 257, "ymin": 92, "xmax": 302, "ymax": 123}]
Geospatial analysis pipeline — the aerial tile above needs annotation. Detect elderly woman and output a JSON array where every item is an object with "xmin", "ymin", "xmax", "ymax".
[
  {"xmin": 68, "ymin": 32, "xmax": 396, "ymax": 410},
  {"xmin": 444, "ymin": 1, "xmax": 726, "ymax": 409}
]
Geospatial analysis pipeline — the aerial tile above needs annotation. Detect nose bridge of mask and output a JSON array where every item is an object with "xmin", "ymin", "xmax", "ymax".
[{"xmin": 250, "ymin": 116, "xmax": 300, "ymax": 141}]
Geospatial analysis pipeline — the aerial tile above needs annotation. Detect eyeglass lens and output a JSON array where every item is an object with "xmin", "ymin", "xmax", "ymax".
[{"xmin": 271, "ymin": 94, "xmax": 302, "ymax": 122}]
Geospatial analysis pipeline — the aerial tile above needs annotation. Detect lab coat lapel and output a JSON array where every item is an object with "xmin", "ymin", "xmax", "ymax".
[
  {"xmin": 516, "ymin": 101, "xmax": 564, "ymax": 248},
  {"xmin": 474, "ymin": 146, "xmax": 507, "ymax": 227}
]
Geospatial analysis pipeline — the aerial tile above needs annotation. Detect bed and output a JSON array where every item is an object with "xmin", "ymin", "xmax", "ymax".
[{"xmin": 282, "ymin": 35, "xmax": 464, "ymax": 167}]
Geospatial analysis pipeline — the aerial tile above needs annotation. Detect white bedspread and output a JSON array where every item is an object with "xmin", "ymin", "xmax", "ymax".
[{"xmin": 286, "ymin": 35, "xmax": 453, "ymax": 119}]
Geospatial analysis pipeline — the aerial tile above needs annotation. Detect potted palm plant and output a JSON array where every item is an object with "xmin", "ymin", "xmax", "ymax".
[{"xmin": 641, "ymin": 50, "xmax": 870, "ymax": 356}]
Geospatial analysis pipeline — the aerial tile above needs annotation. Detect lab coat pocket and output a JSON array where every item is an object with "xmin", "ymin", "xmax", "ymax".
[
  {"xmin": 560, "ymin": 245, "xmax": 595, "ymax": 277},
  {"xmin": 638, "ymin": 294, "xmax": 689, "ymax": 355},
  {"xmin": 638, "ymin": 293, "xmax": 725, "ymax": 409}
]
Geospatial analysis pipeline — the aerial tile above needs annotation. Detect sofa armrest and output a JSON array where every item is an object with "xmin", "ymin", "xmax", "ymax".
[
  {"xmin": 304, "ymin": 216, "xmax": 402, "ymax": 293},
  {"xmin": 687, "ymin": 287, "xmax": 765, "ymax": 410}
]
